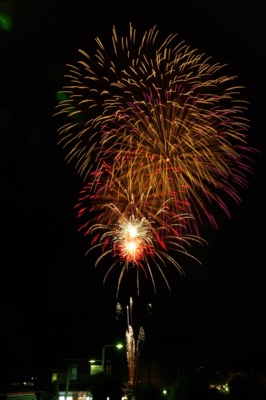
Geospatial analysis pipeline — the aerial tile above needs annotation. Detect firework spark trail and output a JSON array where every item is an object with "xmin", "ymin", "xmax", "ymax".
[
  {"xmin": 55, "ymin": 23, "xmax": 256, "ymax": 295},
  {"xmin": 126, "ymin": 326, "xmax": 145, "ymax": 386},
  {"xmin": 124, "ymin": 297, "xmax": 145, "ymax": 386}
]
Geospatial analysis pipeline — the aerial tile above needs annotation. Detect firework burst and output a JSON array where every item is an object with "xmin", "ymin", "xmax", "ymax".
[
  {"xmin": 76, "ymin": 182, "xmax": 205, "ymax": 296},
  {"xmin": 55, "ymin": 23, "xmax": 255, "ymax": 295},
  {"xmin": 55, "ymin": 23, "xmax": 255, "ymax": 229}
]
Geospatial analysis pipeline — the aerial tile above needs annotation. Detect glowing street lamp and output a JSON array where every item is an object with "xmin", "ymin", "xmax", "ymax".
[{"xmin": 101, "ymin": 343, "xmax": 123, "ymax": 372}]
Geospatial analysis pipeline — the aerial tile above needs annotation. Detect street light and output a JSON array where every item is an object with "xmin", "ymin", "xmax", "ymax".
[{"xmin": 101, "ymin": 343, "xmax": 123, "ymax": 373}]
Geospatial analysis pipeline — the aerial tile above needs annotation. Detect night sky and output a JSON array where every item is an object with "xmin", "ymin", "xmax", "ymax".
[{"xmin": 0, "ymin": 0, "xmax": 265, "ymax": 383}]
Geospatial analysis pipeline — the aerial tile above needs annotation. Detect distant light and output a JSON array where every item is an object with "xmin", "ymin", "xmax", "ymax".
[{"xmin": 0, "ymin": 13, "xmax": 14, "ymax": 31}]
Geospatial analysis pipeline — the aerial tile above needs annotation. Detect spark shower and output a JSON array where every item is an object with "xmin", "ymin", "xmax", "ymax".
[{"xmin": 55, "ymin": 23, "xmax": 255, "ymax": 297}]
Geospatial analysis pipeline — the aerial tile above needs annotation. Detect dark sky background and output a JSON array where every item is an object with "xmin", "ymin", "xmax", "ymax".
[{"xmin": 0, "ymin": 0, "xmax": 265, "ymax": 383}]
